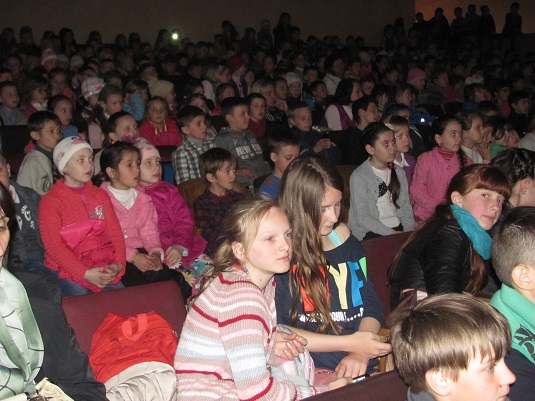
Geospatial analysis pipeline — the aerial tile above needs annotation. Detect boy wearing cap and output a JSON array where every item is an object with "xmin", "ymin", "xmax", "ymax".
[{"xmin": 17, "ymin": 111, "xmax": 62, "ymax": 195}]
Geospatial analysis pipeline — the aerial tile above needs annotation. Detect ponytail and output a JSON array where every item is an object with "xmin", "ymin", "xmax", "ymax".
[{"xmin": 389, "ymin": 165, "xmax": 401, "ymax": 208}]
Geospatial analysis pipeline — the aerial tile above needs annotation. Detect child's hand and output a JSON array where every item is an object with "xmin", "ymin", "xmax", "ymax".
[
  {"xmin": 132, "ymin": 253, "xmax": 157, "ymax": 272},
  {"xmin": 275, "ymin": 99, "xmax": 288, "ymax": 112},
  {"xmin": 327, "ymin": 377, "xmax": 352, "ymax": 390},
  {"xmin": 107, "ymin": 263, "xmax": 122, "ymax": 275},
  {"xmin": 313, "ymin": 138, "xmax": 331, "ymax": 153},
  {"xmin": 347, "ymin": 331, "xmax": 392, "ymax": 360},
  {"xmin": 165, "ymin": 245, "xmax": 184, "ymax": 265},
  {"xmin": 335, "ymin": 353, "xmax": 369, "ymax": 378},
  {"xmin": 150, "ymin": 251, "xmax": 163, "ymax": 271},
  {"xmin": 273, "ymin": 331, "xmax": 308, "ymax": 360},
  {"xmin": 235, "ymin": 168, "xmax": 253, "ymax": 178},
  {"xmin": 84, "ymin": 267, "xmax": 116, "ymax": 288}
]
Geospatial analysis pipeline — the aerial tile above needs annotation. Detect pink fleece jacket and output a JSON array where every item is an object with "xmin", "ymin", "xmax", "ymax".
[
  {"xmin": 140, "ymin": 181, "xmax": 207, "ymax": 265},
  {"xmin": 410, "ymin": 147, "xmax": 472, "ymax": 221},
  {"xmin": 101, "ymin": 182, "xmax": 164, "ymax": 261}
]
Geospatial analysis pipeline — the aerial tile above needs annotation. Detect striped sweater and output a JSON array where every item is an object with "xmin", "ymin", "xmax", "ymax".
[{"xmin": 174, "ymin": 270, "xmax": 320, "ymax": 400}]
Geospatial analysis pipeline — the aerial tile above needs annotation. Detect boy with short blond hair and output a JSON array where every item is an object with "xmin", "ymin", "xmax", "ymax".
[
  {"xmin": 173, "ymin": 105, "xmax": 215, "ymax": 184},
  {"xmin": 390, "ymin": 293, "xmax": 516, "ymax": 401},
  {"xmin": 214, "ymin": 97, "xmax": 269, "ymax": 188},
  {"xmin": 490, "ymin": 206, "xmax": 535, "ymax": 401},
  {"xmin": 194, "ymin": 148, "xmax": 245, "ymax": 257},
  {"xmin": 258, "ymin": 132, "xmax": 300, "ymax": 199},
  {"xmin": 17, "ymin": 111, "xmax": 61, "ymax": 195}
]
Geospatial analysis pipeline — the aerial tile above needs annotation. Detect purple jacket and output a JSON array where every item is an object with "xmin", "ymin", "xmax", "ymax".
[{"xmin": 141, "ymin": 181, "xmax": 206, "ymax": 265}]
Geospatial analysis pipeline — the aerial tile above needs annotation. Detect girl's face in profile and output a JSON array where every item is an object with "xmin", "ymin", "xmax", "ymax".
[
  {"xmin": 451, "ymin": 188, "xmax": 505, "ymax": 230},
  {"xmin": 319, "ymin": 186, "xmax": 342, "ymax": 236}
]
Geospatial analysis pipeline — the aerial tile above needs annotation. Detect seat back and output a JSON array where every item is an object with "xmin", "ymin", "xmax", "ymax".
[
  {"xmin": 0, "ymin": 125, "xmax": 31, "ymax": 174},
  {"xmin": 362, "ymin": 231, "xmax": 412, "ymax": 317},
  {"xmin": 178, "ymin": 178, "xmax": 207, "ymax": 211},
  {"xmin": 308, "ymin": 370, "xmax": 407, "ymax": 401},
  {"xmin": 61, "ymin": 281, "xmax": 186, "ymax": 355}
]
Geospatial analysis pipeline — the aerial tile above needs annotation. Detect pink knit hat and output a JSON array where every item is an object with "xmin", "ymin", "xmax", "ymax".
[
  {"xmin": 81, "ymin": 77, "xmax": 105, "ymax": 100},
  {"xmin": 406, "ymin": 68, "xmax": 426, "ymax": 84},
  {"xmin": 134, "ymin": 138, "xmax": 160, "ymax": 161},
  {"xmin": 41, "ymin": 49, "xmax": 58, "ymax": 66},
  {"xmin": 53, "ymin": 136, "xmax": 92, "ymax": 173}
]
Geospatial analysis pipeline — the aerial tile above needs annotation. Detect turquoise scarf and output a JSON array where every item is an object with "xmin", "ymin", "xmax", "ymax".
[
  {"xmin": 490, "ymin": 285, "xmax": 535, "ymax": 364},
  {"xmin": 450, "ymin": 205, "xmax": 492, "ymax": 260}
]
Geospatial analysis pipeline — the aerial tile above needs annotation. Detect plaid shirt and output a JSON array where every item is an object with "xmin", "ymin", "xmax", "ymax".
[
  {"xmin": 194, "ymin": 188, "xmax": 245, "ymax": 256},
  {"xmin": 172, "ymin": 136, "xmax": 216, "ymax": 184}
]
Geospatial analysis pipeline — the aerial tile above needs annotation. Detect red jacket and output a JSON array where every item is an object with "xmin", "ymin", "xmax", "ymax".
[
  {"xmin": 39, "ymin": 180, "xmax": 126, "ymax": 291},
  {"xmin": 139, "ymin": 117, "xmax": 183, "ymax": 147}
]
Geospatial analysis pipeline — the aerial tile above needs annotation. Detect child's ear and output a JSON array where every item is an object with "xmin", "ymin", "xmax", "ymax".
[
  {"xmin": 434, "ymin": 133, "xmax": 442, "ymax": 146},
  {"xmin": 270, "ymin": 152, "xmax": 278, "ymax": 163},
  {"xmin": 231, "ymin": 241, "xmax": 246, "ymax": 262},
  {"xmin": 30, "ymin": 131, "xmax": 40, "ymax": 141},
  {"xmin": 364, "ymin": 143, "xmax": 375, "ymax": 156},
  {"xmin": 105, "ymin": 166, "xmax": 115, "ymax": 180},
  {"xmin": 288, "ymin": 117, "xmax": 295, "ymax": 127},
  {"xmin": 450, "ymin": 191, "xmax": 463, "ymax": 206},
  {"xmin": 109, "ymin": 132, "xmax": 119, "ymax": 142},
  {"xmin": 206, "ymin": 172, "xmax": 216, "ymax": 183},
  {"xmin": 6, "ymin": 164, "xmax": 11, "ymax": 177},
  {"xmin": 181, "ymin": 126, "xmax": 190, "ymax": 136},
  {"xmin": 511, "ymin": 264, "xmax": 535, "ymax": 291},
  {"xmin": 425, "ymin": 370, "xmax": 451, "ymax": 397}
]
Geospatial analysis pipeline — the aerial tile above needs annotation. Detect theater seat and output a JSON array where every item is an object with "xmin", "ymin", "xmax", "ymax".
[
  {"xmin": 362, "ymin": 231, "xmax": 412, "ymax": 317},
  {"xmin": 308, "ymin": 370, "xmax": 407, "ymax": 401},
  {"xmin": 61, "ymin": 281, "xmax": 187, "ymax": 355}
]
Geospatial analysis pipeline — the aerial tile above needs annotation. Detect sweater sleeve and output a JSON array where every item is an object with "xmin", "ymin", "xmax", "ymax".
[
  {"xmin": 396, "ymin": 169, "xmax": 415, "ymax": 231},
  {"xmin": 349, "ymin": 168, "xmax": 395, "ymax": 238},
  {"xmin": 216, "ymin": 283, "xmax": 314, "ymax": 400},
  {"xmin": 99, "ymin": 191, "xmax": 126, "ymax": 282},
  {"xmin": 420, "ymin": 224, "xmax": 468, "ymax": 294},
  {"xmin": 324, "ymin": 105, "xmax": 342, "ymax": 131},
  {"xmin": 39, "ymin": 192, "xmax": 98, "ymax": 290},
  {"xmin": 410, "ymin": 153, "xmax": 442, "ymax": 221},
  {"xmin": 167, "ymin": 185, "xmax": 196, "ymax": 252},
  {"xmin": 138, "ymin": 197, "xmax": 164, "ymax": 257}
]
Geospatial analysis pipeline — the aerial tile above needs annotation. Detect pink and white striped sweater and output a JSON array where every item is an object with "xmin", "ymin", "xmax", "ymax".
[{"xmin": 174, "ymin": 269, "xmax": 322, "ymax": 400}]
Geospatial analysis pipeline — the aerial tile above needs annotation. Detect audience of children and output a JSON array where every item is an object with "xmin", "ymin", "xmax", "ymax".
[
  {"xmin": 276, "ymin": 155, "xmax": 391, "ymax": 378},
  {"xmin": 194, "ymin": 148, "xmax": 245, "ymax": 257},
  {"xmin": 214, "ymin": 96, "xmax": 269, "ymax": 188},
  {"xmin": 389, "ymin": 164, "xmax": 511, "ymax": 308},
  {"xmin": 348, "ymin": 122, "xmax": 415, "ymax": 240},
  {"xmin": 173, "ymin": 105, "xmax": 216, "ymax": 184},
  {"xmin": 490, "ymin": 206, "xmax": 535, "ymax": 401},
  {"xmin": 39, "ymin": 136, "xmax": 126, "ymax": 296},
  {"xmin": 2, "ymin": 8, "xmax": 535, "ymax": 398},
  {"xmin": 259, "ymin": 131, "xmax": 300, "ymax": 199},
  {"xmin": 17, "ymin": 111, "xmax": 61, "ymax": 195}
]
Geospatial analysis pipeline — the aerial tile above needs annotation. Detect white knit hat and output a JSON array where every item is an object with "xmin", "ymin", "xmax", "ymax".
[{"xmin": 53, "ymin": 136, "xmax": 92, "ymax": 174}]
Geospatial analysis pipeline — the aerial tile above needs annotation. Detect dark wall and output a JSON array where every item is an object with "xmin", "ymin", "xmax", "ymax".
[{"xmin": 1, "ymin": 0, "xmax": 413, "ymax": 47}]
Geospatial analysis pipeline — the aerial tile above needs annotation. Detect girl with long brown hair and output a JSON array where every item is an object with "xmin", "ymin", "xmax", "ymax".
[{"xmin": 276, "ymin": 155, "xmax": 391, "ymax": 380}]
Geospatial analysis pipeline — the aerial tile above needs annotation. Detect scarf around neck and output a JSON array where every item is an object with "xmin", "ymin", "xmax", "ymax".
[{"xmin": 450, "ymin": 204, "xmax": 492, "ymax": 260}]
